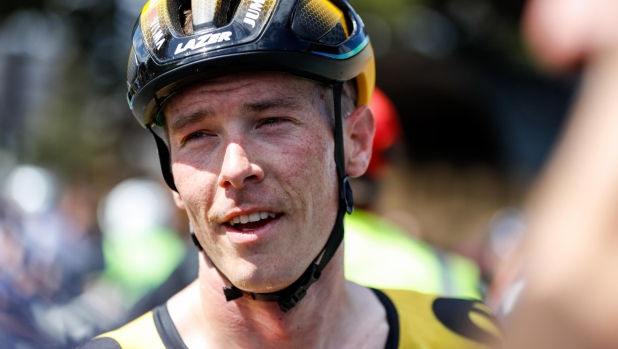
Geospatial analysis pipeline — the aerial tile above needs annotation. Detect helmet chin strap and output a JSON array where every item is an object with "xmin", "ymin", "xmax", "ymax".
[{"xmin": 148, "ymin": 82, "xmax": 353, "ymax": 312}]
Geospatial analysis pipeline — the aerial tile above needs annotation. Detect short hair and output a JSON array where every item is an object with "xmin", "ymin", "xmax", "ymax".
[{"xmin": 182, "ymin": 9, "xmax": 193, "ymax": 36}]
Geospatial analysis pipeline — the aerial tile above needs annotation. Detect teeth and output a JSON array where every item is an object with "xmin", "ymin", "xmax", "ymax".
[
  {"xmin": 249, "ymin": 212, "xmax": 260, "ymax": 222},
  {"xmin": 229, "ymin": 211, "xmax": 277, "ymax": 226}
]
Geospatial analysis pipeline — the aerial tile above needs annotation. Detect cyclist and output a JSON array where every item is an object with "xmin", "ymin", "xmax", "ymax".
[{"xmin": 80, "ymin": 0, "xmax": 501, "ymax": 347}]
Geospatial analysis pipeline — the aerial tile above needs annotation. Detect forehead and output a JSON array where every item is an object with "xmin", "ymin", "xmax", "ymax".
[{"xmin": 164, "ymin": 72, "xmax": 325, "ymax": 114}]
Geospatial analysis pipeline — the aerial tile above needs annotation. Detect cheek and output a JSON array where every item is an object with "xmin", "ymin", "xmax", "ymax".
[
  {"xmin": 171, "ymin": 142, "xmax": 224, "ymax": 200},
  {"xmin": 278, "ymin": 132, "xmax": 338, "ymax": 211},
  {"xmin": 172, "ymin": 162, "xmax": 217, "ymax": 213}
]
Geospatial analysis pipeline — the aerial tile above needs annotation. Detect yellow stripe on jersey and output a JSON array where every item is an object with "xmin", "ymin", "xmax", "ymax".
[
  {"xmin": 470, "ymin": 303, "xmax": 502, "ymax": 339},
  {"xmin": 96, "ymin": 311, "xmax": 166, "ymax": 349}
]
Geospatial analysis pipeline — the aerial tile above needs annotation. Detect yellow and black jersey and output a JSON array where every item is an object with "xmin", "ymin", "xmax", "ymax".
[
  {"xmin": 78, "ymin": 289, "xmax": 502, "ymax": 349},
  {"xmin": 375, "ymin": 289, "xmax": 502, "ymax": 348}
]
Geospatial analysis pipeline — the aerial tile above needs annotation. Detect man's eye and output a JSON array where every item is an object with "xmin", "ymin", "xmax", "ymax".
[
  {"xmin": 259, "ymin": 117, "xmax": 284, "ymax": 127},
  {"xmin": 187, "ymin": 132, "xmax": 205, "ymax": 140},
  {"xmin": 184, "ymin": 131, "xmax": 211, "ymax": 143}
]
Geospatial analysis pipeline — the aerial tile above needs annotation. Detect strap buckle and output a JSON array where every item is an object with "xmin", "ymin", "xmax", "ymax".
[
  {"xmin": 340, "ymin": 176, "xmax": 354, "ymax": 214},
  {"xmin": 277, "ymin": 263, "xmax": 321, "ymax": 312},
  {"xmin": 222, "ymin": 286, "xmax": 260, "ymax": 301},
  {"xmin": 223, "ymin": 286, "xmax": 244, "ymax": 301}
]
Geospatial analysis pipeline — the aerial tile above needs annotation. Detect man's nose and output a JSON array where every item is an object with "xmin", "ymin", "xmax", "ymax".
[{"xmin": 218, "ymin": 143, "xmax": 264, "ymax": 189}]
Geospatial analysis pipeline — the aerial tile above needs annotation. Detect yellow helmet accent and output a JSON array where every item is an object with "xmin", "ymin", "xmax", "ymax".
[{"xmin": 356, "ymin": 50, "xmax": 375, "ymax": 106}]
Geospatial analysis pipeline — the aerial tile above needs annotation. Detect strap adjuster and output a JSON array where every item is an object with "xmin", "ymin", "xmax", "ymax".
[
  {"xmin": 340, "ymin": 176, "xmax": 354, "ymax": 214},
  {"xmin": 277, "ymin": 263, "xmax": 321, "ymax": 312},
  {"xmin": 223, "ymin": 286, "xmax": 244, "ymax": 301}
]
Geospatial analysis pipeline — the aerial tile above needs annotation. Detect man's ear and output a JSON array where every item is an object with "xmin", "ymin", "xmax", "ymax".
[
  {"xmin": 172, "ymin": 191, "xmax": 186, "ymax": 210},
  {"xmin": 344, "ymin": 105, "xmax": 376, "ymax": 178}
]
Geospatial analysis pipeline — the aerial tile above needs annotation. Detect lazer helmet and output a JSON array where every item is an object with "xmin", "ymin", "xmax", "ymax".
[
  {"xmin": 126, "ymin": 0, "xmax": 375, "ymax": 312},
  {"xmin": 127, "ymin": 0, "xmax": 374, "ymax": 125}
]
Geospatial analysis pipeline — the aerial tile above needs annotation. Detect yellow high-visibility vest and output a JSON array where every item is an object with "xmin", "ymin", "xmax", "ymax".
[{"xmin": 344, "ymin": 209, "xmax": 481, "ymax": 299}]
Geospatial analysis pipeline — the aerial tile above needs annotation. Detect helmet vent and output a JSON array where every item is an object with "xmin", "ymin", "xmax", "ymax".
[
  {"xmin": 291, "ymin": 0, "xmax": 349, "ymax": 43},
  {"xmin": 192, "ymin": 0, "xmax": 240, "ymax": 32},
  {"xmin": 192, "ymin": 0, "xmax": 217, "ymax": 30},
  {"xmin": 214, "ymin": 0, "xmax": 242, "ymax": 27},
  {"xmin": 319, "ymin": 22, "xmax": 346, "ymax": 45}
]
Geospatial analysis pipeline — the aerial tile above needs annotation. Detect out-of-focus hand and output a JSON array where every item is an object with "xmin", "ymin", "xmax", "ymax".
[
  {"xmin": 524, "ymin": 0, "xmax": 618, "ymax": 70},
  {"xmin": 500, "ymin": 1, "xmax": 618, "ymax": 348}
]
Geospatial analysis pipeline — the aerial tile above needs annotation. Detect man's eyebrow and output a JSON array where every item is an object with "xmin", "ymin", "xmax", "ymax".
[
  {"xmin": 242, "ymin": 97, "xmax": 303, "ymax": 113},
  {"xmin": 168, "ymin": 110, "xmax": 213, "ymax": 134}
]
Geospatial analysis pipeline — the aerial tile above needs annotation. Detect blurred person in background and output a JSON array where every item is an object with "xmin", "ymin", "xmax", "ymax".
[
  {"xmin": 1, "ymin": 176, "xmax": 187, "ymax": 347},
  {"xmin": 0, "ymin": 165, "xmax": 108, "ymax": 348},
  {"xmin": 103, "ymin": 178, "xmax": 192, "ymax": 327},
  {"xmin": 79, "ymin": 0, "xmax": 502, "ymax": 347},
  {"xmin": 373, "ymin": 59, "xmax": 525, "ymax": 295},
  {"xmin": 345, "ymin": 87, "xmax": 482, "ymax": 299},
  {"xmin": 492, "ymin": 0, "xmax": 618, "ymax": 348},
  {"xmin": 98, "ymin": 178, "xmax": 184, "ymax": 303},
  {"xmin": 51, "ymin": 181, "xmax": 105, "ymax": 304},
  {"xmin": 0, "ymin": 197, "xmax": 55, "ymax": 348}
]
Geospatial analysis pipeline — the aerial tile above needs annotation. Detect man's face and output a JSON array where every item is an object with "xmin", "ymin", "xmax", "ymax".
[{"xmin": 165, "ymin": 72, "xmax": 339, "ymax": 293}]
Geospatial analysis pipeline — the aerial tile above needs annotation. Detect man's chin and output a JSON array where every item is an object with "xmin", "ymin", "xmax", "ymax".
[{"xmin": 224, "ymin": 265, "xmax": 307, "ymax": 294}]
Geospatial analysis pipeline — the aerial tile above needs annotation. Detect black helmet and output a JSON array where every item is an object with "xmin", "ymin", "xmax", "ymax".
[
  {"xmin": 127, "ymin": 0, "xmax": 375, "ymax": 126},
  {"xmin": 126, "ymin": 0, "xmax": 375, "ymax": 313}
]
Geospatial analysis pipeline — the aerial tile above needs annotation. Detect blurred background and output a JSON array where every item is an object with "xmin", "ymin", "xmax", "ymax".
[{"xmin": 0, "ymin": 0, "xmax": 577, "ymax": 347}]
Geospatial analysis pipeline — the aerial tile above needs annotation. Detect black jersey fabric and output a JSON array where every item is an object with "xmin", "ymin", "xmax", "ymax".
[{"xmin": 78, "ymin": 288, "xmax": 501, "ymax": 349}]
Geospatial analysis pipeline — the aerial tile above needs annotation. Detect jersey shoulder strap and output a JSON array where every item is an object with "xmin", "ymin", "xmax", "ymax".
[
  {"xmin": 77, "ymin": 311, "xmax": 167, "ymax": 349},
  {"xmin": 380, "ymin": 289, "xmax": 503, "ymax": 349}
]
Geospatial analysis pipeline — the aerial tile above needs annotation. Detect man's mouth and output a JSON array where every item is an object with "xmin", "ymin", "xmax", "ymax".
[{"xmin": 225, "ymin": 211, "xmax": 281, "ymax": 232}]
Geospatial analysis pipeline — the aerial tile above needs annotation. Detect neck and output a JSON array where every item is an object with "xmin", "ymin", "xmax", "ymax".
[{"xmin": 170, "ymin": 247, "xmax": 364, "ymax": 349}]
